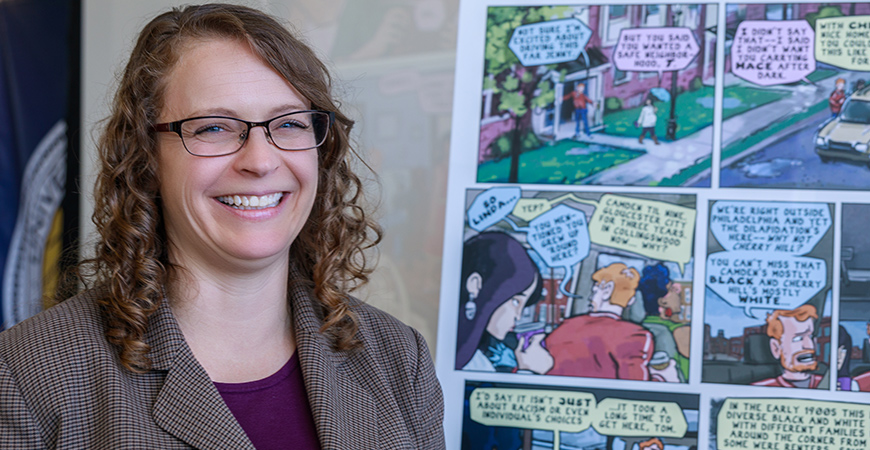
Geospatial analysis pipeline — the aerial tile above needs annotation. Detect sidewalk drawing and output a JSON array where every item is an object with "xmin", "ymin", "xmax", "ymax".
[
  {"xmin": 692, "ymin": 3, "xmax": 870, "ymax": 189},
  {"xmin": 456, "ymin": 188, "xmax": 696, "ymax": 382},
  {"xmin": 476, "ymin": 4, "xmax": 718, "ymax": 187},
  {"xmin": 462, "ymin": 380, "xmax": 699, "ymax": 450},
  {"xmin": 702, "ymin": 200, "xmax": 834, "ymax": 388}
]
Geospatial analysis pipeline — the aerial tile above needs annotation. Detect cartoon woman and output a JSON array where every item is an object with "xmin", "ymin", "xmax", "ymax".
[
  {"xmin": 455, "ymin": 232, "xmax": 551, "ymax": 373},
  {"xmin": 838, "ymin": 326, "xmax": 858, "ymax": 391}
]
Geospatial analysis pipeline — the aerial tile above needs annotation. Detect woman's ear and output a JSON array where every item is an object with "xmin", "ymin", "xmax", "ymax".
[{"xmin": 466, "ymin": 272, "xmax": 483, "ymax": 299}]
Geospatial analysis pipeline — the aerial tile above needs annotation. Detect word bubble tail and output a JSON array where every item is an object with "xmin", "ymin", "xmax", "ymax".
[
  {"xmin": 503, "ymin": 217, "xmax": 528, "ymax": 234},
  {"xmin": 580, "ymin": 51, "xmax": 590, "ymax": 70},
  {"xmin": 677, "ymin": 262, "xmax": 686, "ymax": 278},
  {"xmin": 744, "ymin": 307, "xmax": 761, "ymax": 319},
  {"xmin": 554, "ymin": 432, "xmax": 561, "ymax": 450},
  {"xmin": 558, "ymin": 267, "xmax": 584, "ymax": 299},
  {"xmin": 657, "ymin": 70, "xmax": 665, "ymax": 86},
  {"xmin": 801, "ymin": 76, "xmax": 815, "ymax": 86}
]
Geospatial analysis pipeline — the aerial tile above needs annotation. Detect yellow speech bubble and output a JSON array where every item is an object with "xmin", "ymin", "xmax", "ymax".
[
  {"xmin": 512, "ymin": 194, "xmax": 599, "ymax": 222},
  {"xmin": 815, "ymin": 16, "xmax": 870, "ymax": 71},
  {"xmin": 588, "ymin": 194, "xmax": 695, "ymax": 273},
  {"xmin": 469, "ymin": 388, "xmax": 596, "ymax": 448},
  {"xmin": 718, "ymin": 398, "xmax": 870, "ymax": 450},
  {"xmin": 590, "ymin": 398, "xmax": 688, "ymax": 438}
]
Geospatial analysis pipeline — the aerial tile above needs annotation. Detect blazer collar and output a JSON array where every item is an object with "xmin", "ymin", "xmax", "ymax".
[
  {"xmin": 289, "ymin": 276, "xmax": 381, "ymax": 449},
  {"xmin": 146, "ymin": 300, "xmax": 256, "ymax": 450}
]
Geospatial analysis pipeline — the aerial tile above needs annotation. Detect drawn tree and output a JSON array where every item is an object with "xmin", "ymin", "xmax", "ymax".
[{"xmin": 484, "ymin": 6, "xmax": 575, "ymax": 183}]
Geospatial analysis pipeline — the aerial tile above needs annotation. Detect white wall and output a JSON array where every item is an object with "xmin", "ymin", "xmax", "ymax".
[{"xmin": 81, "ymin": 0, "xmax": 457, "ymax": 354}]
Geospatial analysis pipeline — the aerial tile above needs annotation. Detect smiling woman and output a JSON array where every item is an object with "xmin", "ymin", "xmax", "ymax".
[{"xmin": 0, "ymin": 4, "xmax": 444, "ymax": 449}]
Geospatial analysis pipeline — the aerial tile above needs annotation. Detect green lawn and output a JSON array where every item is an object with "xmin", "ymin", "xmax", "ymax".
[
  {"xmin": 477, "ymin": 140, "xmax": 644, "ymax": 184},
  {"xmin": 602, "ymin": 85, "xmax": 789, "ymax": 142}
]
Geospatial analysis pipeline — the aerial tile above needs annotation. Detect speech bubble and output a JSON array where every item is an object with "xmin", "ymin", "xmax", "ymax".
[
  {"xmin": 706, "ymin": 251, "xmax": 826, "ymax": 318},
  {"xmin": 467, "ymin": 187, "xmax": 521, "ymax": 232},
  {"xmin": 717, "ymin": 398, "xmax": 870, "ymax": 450},
  {"xmin": 709, "ymin": 201, "xmax": 831, "ymax": 255},
  {"xmin": 470, "ymin": 388, "xmax": 595, "ymax": 449},
  {"xmin": 470, "ymin": 389, "xmax": 691, "ymax": 448},
  {"xmin": 527, "ymin": 205, "xmax": 590, "ymax": 296},
  {"xmin": 613, "ymin": 27, "xmax": 700, "ymax": 79},
  {"xmin": 816, "ymin": 16, "xmax": 870, "ymax": 71},
  {"xmin": 731, "ymin": 20, "xmax": 815, "ymax": 86},
  {"xmin": 591, "ymin": 398, "xmax": 688, "ymax": 438},
  {"xmin": 508, "ymin": 18, "xmax": 592, "ymax": 66},
  {"xmin": 588, "ymin": 194, "xmax": 696, "ymax": 273}
]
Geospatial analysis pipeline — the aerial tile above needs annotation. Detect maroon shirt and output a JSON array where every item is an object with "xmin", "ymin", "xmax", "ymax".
[{"xmin": 215, "ymin": 353, "xmax": 321, "ymax": 449}]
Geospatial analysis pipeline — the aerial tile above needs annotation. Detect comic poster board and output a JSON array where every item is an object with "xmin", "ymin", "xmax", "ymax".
[{"xmin": 437, "ymin": 2, "xmax": 870, "ymax": 449}]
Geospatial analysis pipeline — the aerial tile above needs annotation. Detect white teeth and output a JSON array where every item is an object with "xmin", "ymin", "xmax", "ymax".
[{"xmin": 217, "ymin": 193, "xmax": 283, "ymax": 210}]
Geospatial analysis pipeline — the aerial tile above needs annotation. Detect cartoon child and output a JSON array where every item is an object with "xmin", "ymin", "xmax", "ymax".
[
  {"xmin": 636, "ymin": 96, "xmax": 659, "ymax": 144},
  {"xmin": 639, "ymin": 263, "xmax": 690, "ymax": 381},
  {"xmin": 456, "ymin": 232, "xmax": 552, "ymax": 374},
  {"xmin": 752, "ymin": 304, "xmax": 823, "ymax": 388},
  {"xmin": 546, "ymin": 263, "xmax": 653, "ymax": 380},
  {"xmin": 830, "ymin": 78, "xmax": 846, "ymax": 117},
  {"xmin": 563, "ymin": 82, "xmax": 595, "ymax": 139}
]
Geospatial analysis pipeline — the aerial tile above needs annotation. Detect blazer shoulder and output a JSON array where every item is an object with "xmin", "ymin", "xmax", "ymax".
[
  {"xmin": 350, "ymin": 299, "xmax": 426, "ymax": 353},
  {"xmin": 0, "ymin": 290, "xmax": 110, "ymax": 373}
]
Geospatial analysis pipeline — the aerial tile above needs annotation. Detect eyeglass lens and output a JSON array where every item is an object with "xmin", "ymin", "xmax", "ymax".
[{"xmin": 180, "ymin": 111, "xmax": 329, "ymax": 156}]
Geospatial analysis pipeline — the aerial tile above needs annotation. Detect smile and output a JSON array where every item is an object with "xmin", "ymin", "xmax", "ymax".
[{"xmin": 216, "ymin": 192, "xmax": 284, "ymax": 210}]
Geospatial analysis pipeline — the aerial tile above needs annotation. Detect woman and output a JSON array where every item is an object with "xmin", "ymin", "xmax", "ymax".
[
  {"xmin": 455, "ymin": 232, "xmax": 551, "ymax": 374},
  {"xmin": 636, "ymin": 96, "xmax": 659, "ymax": 145},
  {"xmin": 0, "ymin": 4, "xmax": 443, "ymax": 449},
  {"xmin": 837, "ymin": 325, "xmax": 858, "ymax": 391}
]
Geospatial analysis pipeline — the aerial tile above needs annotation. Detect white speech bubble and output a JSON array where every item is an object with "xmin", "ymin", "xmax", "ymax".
[
  {"xmin": 527, "ymin": 205, "xmax": 590, "ymax": 296},
  {"xmin": 467, "ymin": 187, "xmax": 521, "ymax": 232},
  {"xmin": 706, "ymin": 251, "xmax": 826, "ymax": 318},
  {"xmin": 731, "ymin": 20, "xmax": 815, "ymax": 86},
  {"xmin": 613, "ymin": 27, "xmax": 700, "ymax": 79},
  {"xmin": 709, "ymin": 201, "xmax": 831, "ymax": 255},
  {"xmin": 508, "ymin": 18, "xmax": 592, "ymax": 66}
]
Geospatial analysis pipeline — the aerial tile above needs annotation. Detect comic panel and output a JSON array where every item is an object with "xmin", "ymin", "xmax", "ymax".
[
  {"xmin": 839, "ymin": 203, "xmax": 870, "ymax": 392},
  {"xmin": 710, "ymin": 397, "xmax": 868, "ymax": 449},
  {"xmin": 477, "ymin": 4, "xmax": 718, "ymax": 187},
  {"xmin": 457, "ymin": 189, "xmax": 696, "ymax": 382},
  {"xmin": 713, "ymin": 4, "xmax": 870, "ymax": 190},
  {"xmin": 702, "ymin": 200, "xmax": 834, "ymax": 388},
  {"xmin": 462, "ymin": 380, "xmax": 700, "ymax": 450}
]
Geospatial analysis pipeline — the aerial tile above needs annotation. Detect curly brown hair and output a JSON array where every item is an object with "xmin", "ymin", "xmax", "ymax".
[{"xmin": 71, "ymin": 3, "xmax": 381, "ymax": 372}]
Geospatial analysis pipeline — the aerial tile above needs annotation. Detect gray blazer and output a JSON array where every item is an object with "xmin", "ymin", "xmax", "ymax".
[{"xmin": 0, "ymin": 282, "xmax": 445, "ymax": 449}]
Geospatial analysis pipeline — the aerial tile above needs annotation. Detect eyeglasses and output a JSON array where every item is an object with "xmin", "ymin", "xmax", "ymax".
[{"xmin": 152, "ymin": 110, "xmax": 334, "ymax": 157}]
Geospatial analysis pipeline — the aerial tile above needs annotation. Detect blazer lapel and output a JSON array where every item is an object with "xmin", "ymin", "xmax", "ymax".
[
  {"xmin": 147, "ymin": 301, "xmax": 255, "ymax": 450},
  {"xmin": 291, "ymin": 282, "xmax": 379, "ymax": 449}
]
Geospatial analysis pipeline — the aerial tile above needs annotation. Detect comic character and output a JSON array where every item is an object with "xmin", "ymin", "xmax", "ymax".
[
  {"xmin": 456, "ymin": 232, "xmax": 552, "ymax": 374},
  {"xmin": 751, "ymin": 304, "xmax": 823, "ymax": 388},
  {"xmin": 546, "ymin": 263, "xmax": 653, "ymax": 380},
  {"xmin": 837, "ymin": 325, "xmax": 858, "ymax": 391},
  {"xmin": 830, "ymin": 78, "xmax": 846, "ymax": 117},
  {"xmin": 639, "ymin": 263, "xmax": 690, "ymax": 381},
  {"xmin": 563, "ymin": 82, "xmax": 595, "ymax": 139},
  {"xmin": 636, "ymin": 96, "xmax": 659, "ymax": 145},
  {"xmin": 639, "ymin": 437, "xmax": 665, "ymax": 450}
]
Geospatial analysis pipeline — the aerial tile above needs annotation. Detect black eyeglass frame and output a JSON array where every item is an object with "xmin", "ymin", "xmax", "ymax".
[{"xmin": 151, "ymin": 110, "xmax": 335, "ymax": 157}]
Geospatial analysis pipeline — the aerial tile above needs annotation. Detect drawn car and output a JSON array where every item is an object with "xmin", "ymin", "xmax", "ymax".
[{"xmin": 815, "ymin": 87, "xmax": 870, "ymax": 166}]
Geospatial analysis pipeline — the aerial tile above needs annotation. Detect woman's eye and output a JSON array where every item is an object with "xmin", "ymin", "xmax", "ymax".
[
  {"xmin": 193, "ymin": 123, "xmax": 232, "ymax": 135},
  {"xmin": 277, "ymin": 119, "xmax": 308, "ymax": 130}
]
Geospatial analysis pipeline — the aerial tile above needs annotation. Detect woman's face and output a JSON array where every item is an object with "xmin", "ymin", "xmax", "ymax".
[
  {"xmin": 486, "ymin": 277, "xmax": 537, "ymax": 340},
  {"xmin": 156, "ymin": 38, "xmax": 318, "ymax": 273}
]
